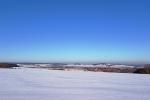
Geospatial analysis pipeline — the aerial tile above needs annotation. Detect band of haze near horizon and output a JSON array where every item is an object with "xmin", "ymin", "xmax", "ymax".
[{"xmin": 0, "ymin": 0, "xmax": 150, "ymax": 64}]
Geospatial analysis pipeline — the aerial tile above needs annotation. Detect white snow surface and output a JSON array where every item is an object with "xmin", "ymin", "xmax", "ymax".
[{"xmin": 0, "ymin": 68, "xmax": 150, "ymax": 100}]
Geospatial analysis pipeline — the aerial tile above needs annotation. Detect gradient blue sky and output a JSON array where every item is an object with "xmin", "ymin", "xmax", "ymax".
[{"xmin": 0, "ymin": 0, "xmax": 150, "ymax": 64}]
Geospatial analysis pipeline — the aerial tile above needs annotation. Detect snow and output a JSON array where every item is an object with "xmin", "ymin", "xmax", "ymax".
[{"xmin": 0, "ymin": 68, "xmax": 150, "ymax": 100}]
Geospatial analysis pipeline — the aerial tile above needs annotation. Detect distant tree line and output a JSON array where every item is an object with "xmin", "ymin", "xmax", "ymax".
[
  {"xmin": 48, "ymin": 65, "xmax": 150, "ymax": 74},
  {"xmin": 0, "ymin": 63, "xmax": 19, "ymax": 68},
  {"xmin": 134, "ymin": 64, "xmax": 150, "ymax": 74},
  {"xmin": 1, "ymin": 63, "xmax": 150, "ymax": 74}
]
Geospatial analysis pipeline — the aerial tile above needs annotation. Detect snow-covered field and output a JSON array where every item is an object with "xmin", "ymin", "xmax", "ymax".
[{"xmin": 0, "ymin": 68, "xmax": 150, "ymax": 100}]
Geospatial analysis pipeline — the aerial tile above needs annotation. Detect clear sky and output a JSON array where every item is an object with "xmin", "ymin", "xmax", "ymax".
[{"xmin": 0, "ymin": 0, "xmax": 150, "ymax": 64}]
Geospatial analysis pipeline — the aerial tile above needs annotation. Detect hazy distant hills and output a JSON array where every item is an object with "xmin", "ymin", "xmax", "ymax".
[
  {"xmin": 1, "ymin": 63, "xmax": 149, "ymax": 74},
  {"xmin": 17, "ymin": 63, "xmax": 150, "ymax": 74}
]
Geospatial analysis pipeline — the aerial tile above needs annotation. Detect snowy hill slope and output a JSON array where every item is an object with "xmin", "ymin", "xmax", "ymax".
[{"xmin": 0, "ymin": 68, "xmax": 150, "ymax": 100}]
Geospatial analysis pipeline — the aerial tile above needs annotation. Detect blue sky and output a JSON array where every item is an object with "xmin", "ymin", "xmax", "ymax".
[{"xmin": 0, "ymin": 0, "xmax": 150, "ymax": 64}]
